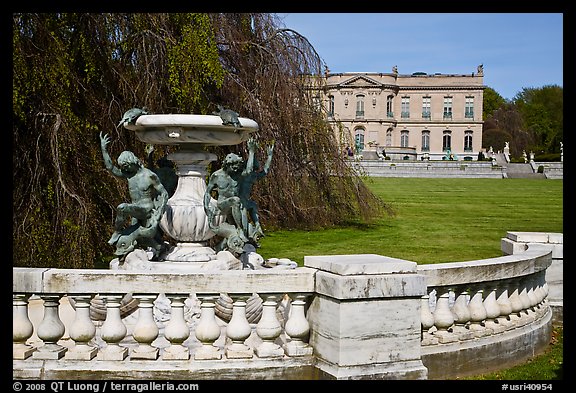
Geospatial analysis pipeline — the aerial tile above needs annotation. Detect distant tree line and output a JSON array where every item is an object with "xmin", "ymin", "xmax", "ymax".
[
  {"xmin": 13, "ymin": 13, "xmax": 389, "ymax": 269},
  {"xmin": 482, "ymin": 85, "xmax": 563, "ymax": 160}
]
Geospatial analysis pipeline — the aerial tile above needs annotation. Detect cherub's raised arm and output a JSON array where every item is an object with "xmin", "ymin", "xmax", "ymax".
[{"xmin": 99, "ymin": 132, "xmax": 123, "ymax": 178}]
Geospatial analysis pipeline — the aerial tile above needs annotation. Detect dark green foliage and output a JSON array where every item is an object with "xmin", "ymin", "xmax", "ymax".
[
  {"xmin": 483, "ymin": 85, "xmax": 562, "ymax": 160},
  {"xmin": 514, "ymin": 85, "xmax": 563, "ymax": 155},
  {"xmin": 13, "ymin": 13, "xmax": 387, "ymax": 268},
  {"xmin": 534, "ymin": 153, "xmax": 561, "ymax": 162},
  {"xmin": 482, "ymin": 86, "xmax": 507, "ymax": 120}
]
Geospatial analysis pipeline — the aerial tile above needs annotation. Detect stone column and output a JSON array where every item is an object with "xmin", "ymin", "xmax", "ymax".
[{"xmin": 304, "ymin": 254, "xmax": 428, "ymax": 380}]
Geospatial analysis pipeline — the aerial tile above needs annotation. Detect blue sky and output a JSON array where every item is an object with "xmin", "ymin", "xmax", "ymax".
[{"xmin": 277, "ymin": 13, "xmax": 563, "ymax": 101}]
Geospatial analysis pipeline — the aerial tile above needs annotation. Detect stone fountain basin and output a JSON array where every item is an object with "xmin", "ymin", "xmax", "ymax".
[{"xmin": 125, "ymin": 114, "xmax": 259, "ymax": 146}]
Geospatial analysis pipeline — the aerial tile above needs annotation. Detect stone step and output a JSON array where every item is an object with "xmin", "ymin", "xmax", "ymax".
[{"xmin": 506, "ymin": 172, "xmax": 546, "ymax": 179}]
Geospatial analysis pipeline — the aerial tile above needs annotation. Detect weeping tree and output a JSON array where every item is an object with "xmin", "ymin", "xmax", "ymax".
[{"xmin": 13, "ymin": 13, "xmax": 390, "ymax": 269}]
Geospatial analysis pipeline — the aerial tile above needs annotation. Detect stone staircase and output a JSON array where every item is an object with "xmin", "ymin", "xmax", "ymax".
[{"xmin": 505, "ymin": 163, "xmax": 546, "ymax": 179}]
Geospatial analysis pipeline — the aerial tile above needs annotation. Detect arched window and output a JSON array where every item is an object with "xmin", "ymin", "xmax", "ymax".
[
  {"xmin": 443, "ymin": 130, "xmax": 452, "ymax": 151},
  {"xmin": 386, "ymin": 129, "xmax": 392, "ymax": 147},
  {"xmin": 421, "ymin": 131, "xmax": 430, "ymax": 152},
  {"xmin": 401, "ymin": 130, "xmax": 409, "ymax": 148},
  {"xmin": 386, "ymin": 95, "xmax": 394, "ymax": 117},
  {"xmin": 354, "ymin": 127, "xmax": 365, "ymax": 152},
  {"xmin": 464, "ymin": 131, "xmax": 473, "ymax": 151}
]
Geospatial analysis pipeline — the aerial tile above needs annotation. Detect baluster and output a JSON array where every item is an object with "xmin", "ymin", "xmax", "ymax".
[
  {"xmin": 194, "ymin": 294, "xmax": 222, "ymax": 360},
  {"xmin": 283, "ymin": 294, "xmax": 313, "ymax": 356},
  {"xmin": 255, "ymin": 294, "xmax": 284, "ymax": 358},
  {"xmin": 483, "ymin": 284, "xmax": 503, "ymax": 333},
  {"xmin": 468, "ymin": 288, "xmax": 489, "ymax": 337},
  {"xmin": 65, "ymin": 295, "xmax": 98, "ymax": 360},
  {"xmin": 163, "ymin": 295, "xmax": 191, "ymax": 360},
  {"xmin": 452, "ymin": 288, "xmax": 473, "ymax": 340},
  {"xmin": 535, "ymin": 271, "xmax": 547, "ymax": 309},
  {"xmin": 508, "ymin": 278, "xmax": 524, "ymax": 325},
  {"xmin": 32, "ymin": 294, "xmax": 67, "ymax": 359},
  {"xmin": 131, "ymin": 294, "xmax": 159, "ymax": 360},
  {"xmin": 526, "ymin": 275, "xmax": 539, "ymax": 315},
  {"xmin": 420, "ymin": 294, "xmax": 437, "ymax": 345},
  {"xmin": 432, "ymin": 288, "xmax": 456, "ymax": 343},
  {"xmin": 496, "ymin": 282, "xmax": 513, "ymax": 328},
  {"xmin": 225, "ymin": 294, "xmax": 254, "ymax": 359},
  {"xmin": 99, "ymin": 294, "xmax": 128, "ymax": 360},
  {"xmin": 542, "ymin": 281, "xmax": 550, "ymax": 305},
  {"xmin": 518, "ymin": 277, "xmax": 532, "ymax": 318},
  {"xmin": 13, "ymin": 293, "xmax": 36, "ymax": 359}
]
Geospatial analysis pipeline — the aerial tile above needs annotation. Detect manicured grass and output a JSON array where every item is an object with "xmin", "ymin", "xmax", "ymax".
[
  {"xmin": 259, "ymin": 177, "xmax": 564, "ymax": 380},
  {"xmin": 463, "ymin": 326, "xmax": 563, "ymax": 380},
  {"xmin": 259, "ymin": 178, "xmax": 563, "ymax": 265}
]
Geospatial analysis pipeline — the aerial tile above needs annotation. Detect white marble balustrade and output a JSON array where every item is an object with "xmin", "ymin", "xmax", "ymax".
[
  {"xmin": 13, "ymin": 291, "xmax": 313, "ymax": 362},
  {"xmin": 420, "ymin": 271, "xmax": 549, "ymax": 345},
  {"xmin": 13, "ymin": 233, "xmax": 559, "ymax": 380}
]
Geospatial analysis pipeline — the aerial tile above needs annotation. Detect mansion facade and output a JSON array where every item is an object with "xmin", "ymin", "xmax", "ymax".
[{"xmin": 314, "ymin": 66, "xmax": 485, "ymax": 161}]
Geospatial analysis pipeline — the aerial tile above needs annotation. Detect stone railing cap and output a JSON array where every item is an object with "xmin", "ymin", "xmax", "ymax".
[{"xmin": 304, "ymin": 254, "xmax": 417, "ymax": 275}]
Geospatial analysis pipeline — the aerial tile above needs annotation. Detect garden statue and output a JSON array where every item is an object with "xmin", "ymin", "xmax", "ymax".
[
  {"xmin": 204, "ymin": 152, "xmax": 249, "ymax": 254},
  {"xmin": 239, "ymin": 137, "xmax": 274, "ymax": 246},
  {"xmin": 213, "ymin": 104, "xmax": 242, "ymax": 128},
  {"xmin": 117, "ymin": 107, "xmax": 148, "ymax": 127},
  {"xmin": 355, "ymin": 138, "xmax": 363, "ymax": 154},
  {"xmin": 203, "ymin": 137, "xmax": 274, "ymax": 255},
  {"xmin": 145, "ymin": 144, "xmax": 178, "ymax": 197},
  {"xmin": 99, "ymin": 132, "xmax": 169, "ymax": 260}
]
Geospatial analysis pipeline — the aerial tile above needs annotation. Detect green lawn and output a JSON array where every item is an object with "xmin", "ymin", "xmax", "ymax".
[
  {"xmin": 259, "ymin": 178, "xmax": 563, "ymax": 265},
  {"xmin": 463, "ymin": 326, "xmax": 563, "ymax": 380},
  {"xmin": 259, "ymin": 177, "xmax": 564, "ymax": 380}
]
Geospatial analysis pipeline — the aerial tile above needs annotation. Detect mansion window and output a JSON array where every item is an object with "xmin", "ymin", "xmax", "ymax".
[
  {"xmin": 356, "ymin": 94, "xmax": 365, "ymax": 118},
  {"xmin": 401, "ymin": 97, "xmax": 410, "ymax": 118},
  {"xmin": 465, "ymin": 96, "xmax": 474, "ymax": 118},
  {"xmin": 421, "ymin": 131, "xmax": 430, "ymax": 151},
  {"xmin": 443, "ymin": 97, "xmax": 453, "ymax": 119},
  {"xmin": 328, "ymin": 95, "xmax": 335, "ymax": 118},
  {"xmin": 443, "ymin": 131, "xmax": 452, "ymax": 151},
  {"xmin": 313, "ymin": 95, "xmax": 321, "ymax": 112},
  {"xmin": 355, "ymin": 128, "xmax": 365, "ymax": 151},
  {"xmin": 386, "ymin": 129, "xmax": 392, "ymax": 147},
  {"xmin": 422, "ymin": 96, "xmax": 431, "ymax": 118},
  {"xmin": 386, "ymin": 95, "xmax": 394, "ymax": 118},
  {"xmin": 464, "ymin": 131, "xmax": 473, "ymax": 151},
  {"xmin": 401, "ymin": 130, "xmax": 409, "ymax": 148}
]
